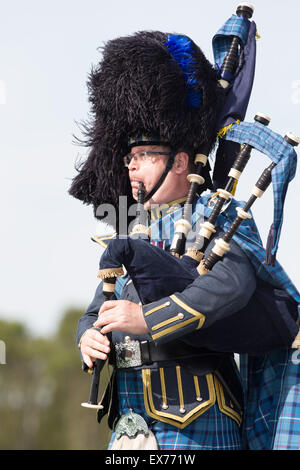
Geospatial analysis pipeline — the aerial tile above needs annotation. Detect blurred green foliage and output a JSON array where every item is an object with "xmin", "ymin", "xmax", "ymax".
[{"xmin": 0, "ymin": 309, "xmax": 112, "ymax": 449}]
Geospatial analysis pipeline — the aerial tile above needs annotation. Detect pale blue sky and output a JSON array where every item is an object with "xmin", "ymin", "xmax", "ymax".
[{"xmin": 0, "ymin": 0, "xmax": 299, "ymax": 336}]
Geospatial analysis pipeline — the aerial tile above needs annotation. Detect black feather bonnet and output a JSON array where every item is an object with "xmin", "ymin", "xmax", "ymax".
[{"xmin": 69, "ymin": 30, "xmax": 225, "ymax": 219}]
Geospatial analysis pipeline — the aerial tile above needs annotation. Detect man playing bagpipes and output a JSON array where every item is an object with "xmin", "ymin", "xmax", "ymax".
[{"xmin": 69, "ymin": 5, "xmax": 300, "ymax": 450}]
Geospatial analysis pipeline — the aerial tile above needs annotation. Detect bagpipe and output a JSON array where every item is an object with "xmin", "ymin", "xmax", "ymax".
[{"xmin": 81, "ymin": 4, "xmax": 300, "ymax": 410}]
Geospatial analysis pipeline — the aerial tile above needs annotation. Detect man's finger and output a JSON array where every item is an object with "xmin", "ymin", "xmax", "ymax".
[
  {"xmin": 82, "ymin": 354, "xmax": 93, "ymax": 369},
  {"xmin": 88, "ymin": 338, "xmax": 110, "ymax": 353},
  {"xmin": 81, "ymin": 328, "xmax": 110, "ymax": 347},
  {"xmin": 99, "ymin": 322, "xmax": 120, "ymax": 335},
  {"xmin": 91, "ymin": 329, "xmax": 110, "ymax": 346},
  {"xmin": 98, "ymin": 300, "xmax": 118, "ymax": 314},
  {"xmin": 83, "ymin": 346, "xmax": 108, "ymax": 361},
  {"xmin": 93, "ymin": 313, "xmax": 116, "ymax": 328}
]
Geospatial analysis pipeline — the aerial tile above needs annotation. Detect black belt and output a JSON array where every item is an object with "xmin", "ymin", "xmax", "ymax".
[{"xmin": 110, "ymin": 338, "xmax": 230, "ymax": 369}]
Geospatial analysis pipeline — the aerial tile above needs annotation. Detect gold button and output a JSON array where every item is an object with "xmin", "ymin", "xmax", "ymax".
[
  {"xmin": 177, "ymin": 313, "xmax": 184, "ymax": 320},
  {"xmin": 162, "ymin": 403, "xmax": 169, "ymax": 410},
  {"xmin": 196, "ymin": 396, "xmax": 203, "ymax": 402},
  {"xmin": 179, "ymin": 407, "xmax": 186, "ymax": 414}
]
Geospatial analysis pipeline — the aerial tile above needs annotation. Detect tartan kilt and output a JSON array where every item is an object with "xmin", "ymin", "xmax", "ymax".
[
  {"xmin": 241, "ymin": 348, "xmax": 300, "ymax": 450},
  {"xmin": 108, "ymin": 369, "xmax": 243, "ymax": 450}
]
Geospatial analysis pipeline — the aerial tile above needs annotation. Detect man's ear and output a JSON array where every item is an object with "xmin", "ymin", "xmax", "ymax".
[{"xmin": 173, "ymin": 152, "xmax": 189, "ymax": 174}]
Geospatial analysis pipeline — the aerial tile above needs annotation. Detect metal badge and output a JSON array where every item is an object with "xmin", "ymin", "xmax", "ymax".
[
  {"xmin": 115, "ymin": 339, "xmax": 142, "ymax": 368},
  {"xmin": 114, "ymin": 409, "xmax": 149, "ymax": 440}
]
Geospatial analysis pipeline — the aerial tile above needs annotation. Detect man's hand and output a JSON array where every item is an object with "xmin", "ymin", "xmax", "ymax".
[
  {"xmin": 79, "ymin": 328, "xmax": 111, "ymax": 369},
  {"xmin": 93, "ymin": 300, "xmax": 149, "ymax": 335}
]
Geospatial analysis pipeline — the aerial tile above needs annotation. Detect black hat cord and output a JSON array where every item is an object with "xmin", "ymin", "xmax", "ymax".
[{"xmin": 143, "ymin": 151, "xmax": 176, "ymax": 203}]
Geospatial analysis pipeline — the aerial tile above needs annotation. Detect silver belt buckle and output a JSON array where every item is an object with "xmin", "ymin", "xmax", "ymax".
[{"xmin": 115, "ymin": 338, "xmax": 142, "ymax": 368}]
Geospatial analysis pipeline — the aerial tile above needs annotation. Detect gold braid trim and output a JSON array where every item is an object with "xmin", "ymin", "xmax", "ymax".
[
  {"xmin": 217, "ymin": 120, "xmax": 240, "ymax": 139},
  {"xmin": 97, "ymin": 267, "xmax": 124, "ymax": 279}
]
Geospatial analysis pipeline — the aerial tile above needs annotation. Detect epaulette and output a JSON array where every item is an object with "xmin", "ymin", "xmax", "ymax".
[{"xmin": 91, "ymin": 232, "xmax": 117, "ymax": 248}]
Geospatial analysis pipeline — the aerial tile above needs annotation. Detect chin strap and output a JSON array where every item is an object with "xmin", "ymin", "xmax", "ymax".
[{"xmin": 143, "ymin": 151, "xmax": 176, "ymax": 202}]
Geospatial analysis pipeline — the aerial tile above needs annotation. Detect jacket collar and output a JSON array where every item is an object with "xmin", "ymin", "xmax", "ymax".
[{"xmin": 149, "ymin": 197, "xmax": 187, "ymax": 221}]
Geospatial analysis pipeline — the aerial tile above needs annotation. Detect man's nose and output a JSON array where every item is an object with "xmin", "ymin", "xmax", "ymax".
[{"xmin": 128, "ymin": 157, "xmax": 139, "ymax": 171}]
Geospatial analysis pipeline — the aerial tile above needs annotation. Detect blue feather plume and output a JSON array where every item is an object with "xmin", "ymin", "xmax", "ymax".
[{"xmin": 165, "ymin": 34, "xmax": 202, "ymax": 108}]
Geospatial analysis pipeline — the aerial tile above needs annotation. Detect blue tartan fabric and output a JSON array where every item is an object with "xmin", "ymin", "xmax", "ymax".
[
  {"xmin": 108, "ymin": 370, "xmax": 243, "ymax": 450},
  {"xmin": 240, "ymin": 349, "xmax": 300, "ymax": 450},
  {"xmin": 212, "ymin": 14, "xmax": 250, "ymax": 75},
  {"xmin": 115, "ymin": 274, "xmax": 130, "ymax": 300},
  {"xmin": 211, "ymin": 13, "xmax": 257, "ymax": 189},
  {"xmin": 222, "ymin": 120, "xmax": 297, "ymax": 260},
  {"xmin": 150, "ymin": 202, "xmax": 188, "ymax": 248}
]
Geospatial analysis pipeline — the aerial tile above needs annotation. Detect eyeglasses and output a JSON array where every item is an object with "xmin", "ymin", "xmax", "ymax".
[{"xmin": 123, "ymin": 151, "xmax": 171, "ymax": 167}]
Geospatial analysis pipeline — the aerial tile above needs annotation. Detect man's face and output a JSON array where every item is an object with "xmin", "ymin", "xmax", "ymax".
[{"xmin": 126, "ymin": 145, "xmax": 170, "ymax": 203}]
